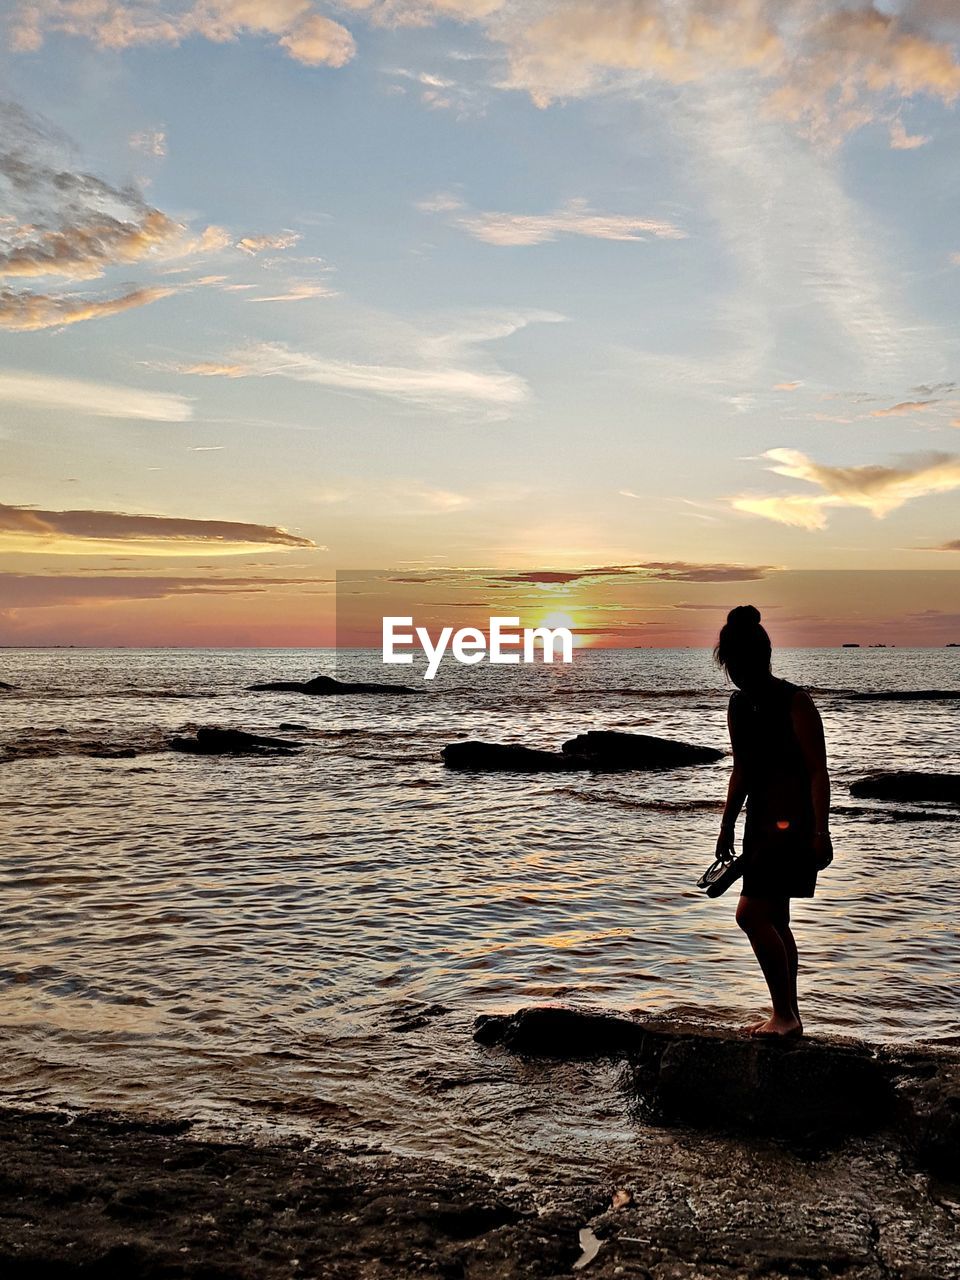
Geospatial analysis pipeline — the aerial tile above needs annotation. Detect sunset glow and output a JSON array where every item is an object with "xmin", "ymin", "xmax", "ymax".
[{"xmin": 3, "ymin": 4, "xmax": 960, "ymax": 644}]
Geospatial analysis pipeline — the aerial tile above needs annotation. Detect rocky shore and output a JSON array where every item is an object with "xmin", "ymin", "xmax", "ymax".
[{"xmin": 2, "ymin": 1011, "xmax": 958, "ymax": 1279}]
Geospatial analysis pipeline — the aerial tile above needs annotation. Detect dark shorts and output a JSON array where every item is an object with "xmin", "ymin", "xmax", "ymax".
[{"xmin": 741, "ymin": 811, "xmax": 818, "ymax": 900}]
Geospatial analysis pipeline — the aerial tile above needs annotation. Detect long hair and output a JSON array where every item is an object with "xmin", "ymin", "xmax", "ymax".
[{"xmin": 713, "ymin": 604, "xmax": 772, "ymax": 683}]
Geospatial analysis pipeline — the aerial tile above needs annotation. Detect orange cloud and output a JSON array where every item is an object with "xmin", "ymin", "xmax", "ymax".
[
  {"xmin": 9, "ymin": 1, "xmax": 356, "ymax": 67},
  {"xmin": 493, "ymin": 1, "xmax": 960, "ymax": 141},
  {"xmin": 0, "ymin": 284, "xmax": 174, "ymax": 330},
  {"xmin": 870, "ymin": 399, "xmax": 938, "ymax": 416},
  {"xmin": 0, "ymin": 502, "xmax": 317, "ymax": 556},
  {"xmin": 733, "ymin": 447, "xmax": 960, "ymax": 528},
  {"xmin": 235, "ymin": 231, "xmax": 302, "ymax": 254},
  {"xmin": 0, "ymin": 208, "xmax": 228, "ymax": 282},
  {"xmin": 0, "ymin": 101, "xmax": 230, "ymax": 331},
  {"xmin": 175, "ymin": 361, "xmax": 250, "ymax": 378},
  {"xmin": 0, "ymin": 572, "xmax": 329, "ymax": 608}
]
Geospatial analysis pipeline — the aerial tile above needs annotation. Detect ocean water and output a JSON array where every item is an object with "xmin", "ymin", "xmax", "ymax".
[{"xmin": 0, "ymin": 647, "xmax": 958, "ymax": 1177}]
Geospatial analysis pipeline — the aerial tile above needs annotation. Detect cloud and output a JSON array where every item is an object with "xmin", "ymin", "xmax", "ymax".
[
  {"xmin": 235, "ymin": 231, "xmax": 302, "ymax": 254},
  {"xmin": 0, "ymin": 572, "xmax": 328, "ymax": 607},
  {"xmin": 0, "ymin": 101, "xmax": 229, "ymax": 328},
  {"xmin": 175, "ymin": 343, "xmax": 530, "ymax": 405},
  {"xmin": 731, "ymin": 492, "xmax": 833, "ymax": 531},
  {"xmin": 773, "ymin": 380, "xmax": 800, "ymax": 391},
  {"xmin": 0, "ymin": 103, "xmax": 228, "ymax": 280},
  {"xmin": 889, "ymin": 118, "xmax": 931, "ymax": 149},
  {"xmin": 931, "ymin": 539, "xmax": 960, "ymax": 551},
  {"xmin": 419, "ymin": 193, "xmax": 685, "ymax": 245},
  {"xmin": 342, "ymin": 0, "xmax": 505, "ymax": 26},
  {"xmin": 9, "ymin": 1, "xmax": 356, "ymax": 67},
  {"xmin": 171, "ymin": 309, "xmax": 563, "ymax": 410},
  {"xmin": 491, "ymin": 561, "xmax": 773, "ymax": 585},
  {"xmin": 638, "ymin": 560, "xmax": 773, "ymax": 583},
  {"xmin": 491, "ymin": 1, "xmax": 960, "ymax": 142},
  {"xmin": 0, "ymin": 370, "xmax": 192, "ymax": 420},
  {"xmin": 11, "ymin": 2, "xmax": 960, "ymax": 146},
  {"xmin": 0, "ymin": 502, "xmax": 316, "ymax": 555},
  {"xmin": 175, "ymin": 361, "xmax": 249, "ymax": 378},
  {"xmin": 0, "ymin": 284, "xmax": 174, "ymax": 330},
  {"xmin": 913, "ymin": 380, "xmax": 956, "ymax": 395},
  {"xmin": 246, "ymin": 281, "xmax": 338, "ymax": 302},
  {"xmin": 383, "ymin": 65, "xmax": 484, "ymax": 115},
  {"xmin": 676, "ymin": 77, "xmax": 923, "ymax": 384},
  {"xmin": 870, "ymin": 398, "xmax": 938, "ymax": 416},
  {"xmin": 129, "ymin": 129, "xmax": 168, "ymax": 158},
  {"xmin": 732, "ymin": 446, "xmax": 960, "ymax": 528},
  {"xmin": 278, "ymin": 11, "xmax": 357, "ymax": 65}
]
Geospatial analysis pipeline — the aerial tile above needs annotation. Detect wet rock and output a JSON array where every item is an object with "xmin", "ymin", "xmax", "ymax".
[
  {"xmin": 562, "ymin": 730, "xmax": 723, "ymax": 769},
  {"xmin": 631, "ymin": 1023, "xmax": 894, "ymax": 1140},
  {"xmin": 0, "ymin": 1107, "xmax": 575, "ymax": 1280},
  {"xmin": 248, "ymin": 675, "xmax": 416, "ymax": 695},
  {"xmin": 278, "ymin": 722, "xmax": 308, "ymax": 731},
  {"xmin": 0, "ymin": 681, "xmax": 14, "ymax": 691},
  {"xmin": 475, "ymin": 1006, "xmax": 960, "ymax": 1154},
  {"xmin": 168, "ymin": 728, "xmax": 302, "ymax": 756},
  {"xmin": 89, "ymin": 748, "xmax": 138, "ymax": 760},
  {"xmin": 475, "ymin": 1006, "xmax": 647, "ymax": 1056},
  {"xmin": 895, "ymin": 1057, "xmax": 960, "ymax": 1180},
  {"xmin": 850, "ymin": 771, "xmax": 960, "ymax": 804},
  {"xmin": 443, "ymin": 732, "xmax": 723, "ymax": 773},
  {"xmin": 442, "ymin": 741, "xmax": 580, "ymax": 772}
]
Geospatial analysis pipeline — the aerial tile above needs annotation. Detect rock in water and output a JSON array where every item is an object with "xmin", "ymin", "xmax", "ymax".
[
  {"xmin": 0, "ymin": 681, "xmax": 14, "ymax": 691},
  {"xmin": 248, "ymin": 675, "xmax": 416, "ymax": 695},
  {"xmin": 474, "ymin": 1007, "xmax": 646, "ymax": 1055},
  {"xmin": 442, "ymin": 741, "xmax": 580, "ymax": 772},
  {"xmin": 562, "ymin": 730, "xmax": 723, "ymax": 769},
  {"xmin": 850, "ymin": 771, "xmax": 960, "ymax": 804},
  {"xmin": 474, "ymin": 1005, "xmax": 960, "ymax": 1152},
  {"xmin": 632, "ymin": 1025, "xmax": 893, "ymax": 1139},
  {"xmin": 443, "ymin": 732, "xmax": 724, "ymax": 773},
  {"xmin": 169, "ymin": 728, "xmax": 302, "ymax": 756}
]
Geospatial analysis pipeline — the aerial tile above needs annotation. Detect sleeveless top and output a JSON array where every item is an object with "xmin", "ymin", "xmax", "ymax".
[{"xmin": 728, "ymin": 677, "xmax": 814, "ymax": 837}]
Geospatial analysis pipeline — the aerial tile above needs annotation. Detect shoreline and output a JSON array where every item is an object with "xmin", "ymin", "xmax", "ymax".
[{"xmin": 2, "ymin": 1013, "xmax": 959, "ymax": 1279}]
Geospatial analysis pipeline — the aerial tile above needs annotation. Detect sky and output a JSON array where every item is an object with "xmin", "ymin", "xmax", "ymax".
[{"xmin": 1, "ymin": 0, "xmax": 960, "ymax": 647}]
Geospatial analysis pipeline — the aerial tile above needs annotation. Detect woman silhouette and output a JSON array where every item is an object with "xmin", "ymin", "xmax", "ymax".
[{"xmin": 714, "ymin": 606, "xmax": 832, "ymax": 1038}]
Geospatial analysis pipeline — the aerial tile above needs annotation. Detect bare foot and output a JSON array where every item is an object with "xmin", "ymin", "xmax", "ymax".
[{"xmin": 749, "ymin": 1013, "xmax": 803, "ymax": 1039}]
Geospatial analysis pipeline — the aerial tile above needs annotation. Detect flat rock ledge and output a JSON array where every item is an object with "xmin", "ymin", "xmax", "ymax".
[
  {"xmin": 850, "ymin": 771, "xmax": 960, "ymax": 804},
  {"xmin": 248, "ymin": 674, "xmax": 417, "ymax": 695},
  {"xmin": 443, "ymin": 731, "xmax": 723, "ymax": 773},
  {"xmin": 474, "ymin": 1006, "xmax": 960, "ymax": 1173}
]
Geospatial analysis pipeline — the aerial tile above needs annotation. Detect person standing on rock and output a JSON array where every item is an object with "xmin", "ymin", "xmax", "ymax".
[{"xmin": 714, "ymin": 605, "xmax": 833, "ymax": 1038}]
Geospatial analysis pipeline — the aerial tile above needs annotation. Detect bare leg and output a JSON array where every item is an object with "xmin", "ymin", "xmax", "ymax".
[
  {"xmin": 736, "ymin": 895, "xmax": 802, "ymax": 1037},
  {"xmin": 774, "ymin": 902, "xmax": 800, "ymax": 1022}
]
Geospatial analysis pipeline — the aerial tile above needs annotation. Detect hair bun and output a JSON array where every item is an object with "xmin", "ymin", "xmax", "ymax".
[{"xmin": 726, "ymin": 604, "xmax": 761, "ymax": 628}]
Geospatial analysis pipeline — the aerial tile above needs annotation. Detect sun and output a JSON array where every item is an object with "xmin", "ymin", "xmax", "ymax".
[
  {"xmin": 533, "ymin": 610, "xmax": 585, "ymax": 648},
  {"xmin": 537, "ymin": 611, "xmax": 575, "ymax": 631}
]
